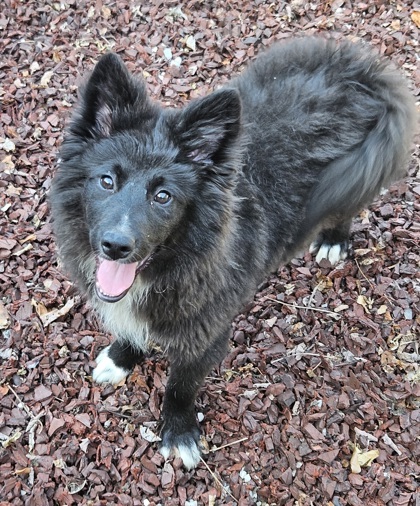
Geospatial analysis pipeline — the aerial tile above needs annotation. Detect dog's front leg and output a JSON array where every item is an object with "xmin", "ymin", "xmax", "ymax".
[
  {"xmin": 93, "ymin": 339, "xmax": 144, "ymax": 385},
  {"xmin": 159, "ymin": 351, "xmax": 217, "ymax": 470}
]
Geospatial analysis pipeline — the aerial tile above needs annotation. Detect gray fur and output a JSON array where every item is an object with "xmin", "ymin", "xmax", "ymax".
[{"xmin": 50, "ymin": 36, "xmax": 416, "ymax": 468}]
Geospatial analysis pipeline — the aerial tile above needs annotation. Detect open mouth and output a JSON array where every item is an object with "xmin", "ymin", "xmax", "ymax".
[{"xmin": 95, "ymin": 253, "xmax": 153, "ymax": 303}]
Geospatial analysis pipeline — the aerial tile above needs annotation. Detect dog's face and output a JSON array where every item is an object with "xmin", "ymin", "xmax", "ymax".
[
  {"xmin": 55, "ymin": 53, "xmax": 243, "ymax": 302},
  {"xmin": 81, "ymin": 136, "xmax": 197, "ymax": 302}
]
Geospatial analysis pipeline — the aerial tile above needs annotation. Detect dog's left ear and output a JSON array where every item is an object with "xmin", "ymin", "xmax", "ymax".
[
  {"xmin": 177, "ymin": 89, "xmax": 242, "ymax": 168},
  {"xmin": 72, "ymin": 53, "xmax": 150, "ymax": 139}
]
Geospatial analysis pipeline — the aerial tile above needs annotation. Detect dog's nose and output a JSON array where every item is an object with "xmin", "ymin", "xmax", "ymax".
[{"xmin": 100, "ymin": 231, "xmax": 135, "ymax": 260}]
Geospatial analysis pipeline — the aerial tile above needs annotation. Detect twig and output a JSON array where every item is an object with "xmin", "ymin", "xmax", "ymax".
[
  {"xmin": 354, "ymin": 427, "xmax": 378, "ymax": 442},
  {"xmin": 355, "ymin": 258, "xmax": 394, "ymax": 306},
  {"xmin": 382, "ymin": 433, "xmax": 402, "ymax": 456},
  {"xmin": 355, "ymin": 258, "xmax": 378, "ymax": 297},
  {"xmin": 8, "ymin": 384, "xmax": 44, "ymax": 453},
  {"xmin": 200, "ymin": 457, "xmax": 238, "ymax": 504},
  {"xmin": 272, "ymin": 352, "xmax": 323, "ymax": 364},
  {"xmin": 265, "ymin": 296, "xmax": 339, "ymax": 317},
  {"xmin": 8, "ymin": 384, "xmax": 34, "ymax": 418},
  {"xmin": 210, "ymin": 437, "xmax": 248, "ymax": 453},
  {"xmin": 305, "ymin": 282, "xmax": 322, "ymax": 311}
]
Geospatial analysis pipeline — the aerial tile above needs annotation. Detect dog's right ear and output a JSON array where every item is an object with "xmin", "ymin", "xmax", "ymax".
[{"xmin": 71, "ymin": 53, "xmax": 148, "ymax": 139}]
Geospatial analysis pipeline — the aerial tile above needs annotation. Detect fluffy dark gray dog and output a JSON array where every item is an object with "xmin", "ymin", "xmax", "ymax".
[{"xmin": 50, "ymin": 37, "xmax": 415, "ymax": 468}]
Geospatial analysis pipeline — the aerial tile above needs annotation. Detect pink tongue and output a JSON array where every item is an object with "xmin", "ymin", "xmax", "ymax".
[{"xmin": 96, "ymin": 259, "xmax": 137, "ymax": 297}]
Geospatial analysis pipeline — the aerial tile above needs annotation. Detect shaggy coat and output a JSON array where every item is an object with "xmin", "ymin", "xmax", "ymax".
[{"xmin": 50, "ymin": 37, "xmax": 415, "ymax": 469}]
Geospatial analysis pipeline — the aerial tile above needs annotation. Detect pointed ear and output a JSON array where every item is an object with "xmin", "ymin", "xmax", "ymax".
[
  {"xmin": 72, "ymin": 53, "xmax": 148, "ymax": 139},
  {"xmin": 176, "ymin": 89, "xmax": 242, "ymax": 166}
]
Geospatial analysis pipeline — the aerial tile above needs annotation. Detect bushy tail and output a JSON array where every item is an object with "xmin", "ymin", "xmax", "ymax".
[{"xmin": 306, "ymin": 70, "xmax": 417, "ymax": 227}]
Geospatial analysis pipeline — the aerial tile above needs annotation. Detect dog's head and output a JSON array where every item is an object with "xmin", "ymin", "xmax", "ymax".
[{"xmin": 52, "ymin": 53, "xmax": 243, "ymax": 302}]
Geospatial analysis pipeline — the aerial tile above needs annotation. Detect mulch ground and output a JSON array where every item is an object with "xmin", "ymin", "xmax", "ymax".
[{"xmin": 1, "ymin": 1, "xmax": 419, "ymax": 505}]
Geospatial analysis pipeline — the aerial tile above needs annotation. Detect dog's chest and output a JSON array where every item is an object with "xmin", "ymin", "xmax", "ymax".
[{"xmin": 93, "ymin": 284, "xmax": 150, "ymax": 351}]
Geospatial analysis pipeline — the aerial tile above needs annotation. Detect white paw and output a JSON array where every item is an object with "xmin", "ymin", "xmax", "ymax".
[
  {"xmin": 308, "ymin": 241, "xmax": 319, "ymax": 254},
  {"xmin": 310, "ymin": 242, "xmax": 348, "ymax": 266},
  {"xmin": 92, "ymin": 345, "xmax": 130, "ymax": 385},
  {"xmin": 160, "ymin": 440, "xmax": 201, "ymax": 470}
]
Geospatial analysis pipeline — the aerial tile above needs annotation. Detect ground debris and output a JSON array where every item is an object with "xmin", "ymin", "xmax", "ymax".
[{"xmin": 0, "ymin": 0, "xmax": 419, "ymax": 504}]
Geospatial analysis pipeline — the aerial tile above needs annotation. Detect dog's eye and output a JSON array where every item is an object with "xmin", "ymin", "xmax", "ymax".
[
  {"xmin": 100, "ymin": 175, "xmax": 114, "ymax": 191},
  {"xmin": 154, "ymin": 190, "xmax": 171, "ymax": 205}
]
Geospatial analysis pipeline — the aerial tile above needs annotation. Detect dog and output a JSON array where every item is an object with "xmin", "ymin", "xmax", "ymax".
[{"xmin": 50, "ymin": 36, "xmax": 415, "ymax": 469}]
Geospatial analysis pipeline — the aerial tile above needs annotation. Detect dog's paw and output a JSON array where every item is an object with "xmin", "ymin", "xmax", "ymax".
[
  {"xmin": 92, "ymin": 346, "xmax": 130, "ymax": 385},
  {"xmin": 160, "ymin": 426, "xmax": 202, "ymax": 470},
  {"xmin": 309, "ymin": 240, "xmax": 348, "ymax": 266}
]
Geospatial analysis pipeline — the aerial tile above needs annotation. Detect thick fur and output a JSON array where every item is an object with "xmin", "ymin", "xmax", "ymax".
[{"xmin": 50, "ymin": 37, "xmax": 415, "ymax": 469}]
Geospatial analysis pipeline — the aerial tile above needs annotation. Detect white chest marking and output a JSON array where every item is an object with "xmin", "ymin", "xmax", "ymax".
[{"xmin": 93, "ymin": 280, "xmax": 150, "ymax": 352}]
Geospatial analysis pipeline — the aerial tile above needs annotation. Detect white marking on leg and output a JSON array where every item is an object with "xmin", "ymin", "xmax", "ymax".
[
  {"xmin": 160, "ymin": 441, "xmax": 201, "ymax": 470},
  {"xmin": 159, "ymin": 445, "xmax": 171, "ymax": 460},
  {"xmin": 92, "ymin": 345, "xmax": 130, "ymax": 385},
  {"xmin": 309, "ymin": 241, "xmax": 319, "ymax": 254},
  {"xmin": 314, "ymin": 242, "xmax": 348, "ymax": 266},
  {"xmin": 327, "ymin": 244, "xmax": 342, "ymax": 265},
  {"xmin": 340, "ymin": 247, "xmax": 348, "ymax": 261},
  {"xmin": 315, "ymin": 244, "xmax": 331, "ymax": 264}
]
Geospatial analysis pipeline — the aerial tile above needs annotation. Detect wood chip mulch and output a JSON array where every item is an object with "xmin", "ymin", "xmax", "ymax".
[{"xmin": 0, "ymin": 1, "xmax": 419, "ymax": 505}]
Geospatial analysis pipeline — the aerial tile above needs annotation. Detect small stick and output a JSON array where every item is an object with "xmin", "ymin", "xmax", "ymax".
[
  {"xmin": 305, "ymin": 282, "xmax": 322, "ymax": 311},
  {"xmin": 355, "ymin": 258, "xmax": 393, "ymax": 307},
  {"xmin": 265, "ymin": 296, "xmax": 339, "ymax": 317},
  {"xmin": 8, "ymin": 384, "xmax": 44, "ymax": 453},
  {"xmin": 7, "ymin": 384, "xmax": 34, "ymax": 417},
  {"xmin": 210, "ymin": 437, "xmax": 248, "ymax": 453},
  {"xmin": 200, "ymin": 457, "xmax": 238, "ymax": 504}
]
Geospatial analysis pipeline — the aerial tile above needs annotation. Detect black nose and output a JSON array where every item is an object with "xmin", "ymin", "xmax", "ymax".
[{"xmin": 100, "ymin": 231, "xmax": 135, "ymax": 260}]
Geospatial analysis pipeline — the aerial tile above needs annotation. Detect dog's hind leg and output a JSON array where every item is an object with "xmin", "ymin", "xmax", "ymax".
[
  {"xmin": 92, "ymin": 340, "xmax": 144, "ymax": 385},
  {"xmin": 309, "ymin": 219, "xmax": 351, "ymax": 266}
]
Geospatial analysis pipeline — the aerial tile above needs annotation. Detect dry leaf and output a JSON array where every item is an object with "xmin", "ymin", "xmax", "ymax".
[
  {"xmin": 32, "ymin": 299, "xmax": 48, "ymax": 318},
  {"xmin": 411, "ymin": 10, "xmax": 420, "ymax": 27},
  {"xmin": 350, "ymin": 444, "xmax": 379, "ymax": 473},
  {"xmin": 15, "ymin": 467, "xmax": 32, "ymax": 475},
  {"xmin": 380, "ymin": 350, "xmax": 404, "ymax": 370},
  {"xmin": 53, "ymin": 459, "xmax": 66, "ymax": 469},
  {"xmin": 2, "ymin": 138, "xmax": 16, "ymax": 152},
  {"xmin": 334, "ymin": 304, "xmax": 349, "ymax": 312},
  {"xmin": 67, "ymin": 480, "xmax": 87, "ymax": 495},
  {"xmin": 1, "ymin": 431, "xmax": 22, "ymax": 448},
  {"xmin": 79, "ymin": 438, "xmax": 90, "ymax": 453},
  {"xmin": 52, "ymin": 50, "xmax": 62, "ymax": 63},
  {"xmin": 38, "ymin": 298, "xmax": 76, "ymax": 326},
  {"xmin": 140, "ymin": 425, "xmax": 161, "ymax": 443},
  {"xmin": 2, "ymin": 154, "xmax": 15, "ymax": 171},
  {"xmin": 357, "ymin": 295, "xmax": 372, "ymax": 314},
  {"xmin": 185, "ymin": 35, "xmax": 196, "ymax": 51},
  {"xmin": 354, "ymin": 248, "xmax": 372, "ymax": 257},
  {"xmin": 30, "ymin": 61, "xmax": 40, "ymax": 74},
  {"xmin": 315, "ymin": 274, "xmax": 333, "ymax": 292},
  {"xmin": 0, "ymin": 301, "xmax": 10, "ymax": 329},
  {"xmin": 40, "ymin": 70, "xmax": 54, "ymax": 87},
  {"xmin": 101, "ymin": 6, "xmax": 111, "ymax": 19},
  {"xmin": 266, "ymin": 316, "xmax": 277, "ymax": 327},
  {"xmin": 390, "ymin": 19, "xmax": 401, "ymax": 30}
]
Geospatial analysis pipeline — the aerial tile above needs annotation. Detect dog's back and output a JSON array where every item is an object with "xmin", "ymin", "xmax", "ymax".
[{"xmin": 231, "ymin": 37, "xmax": 416, "ymax": 265}]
